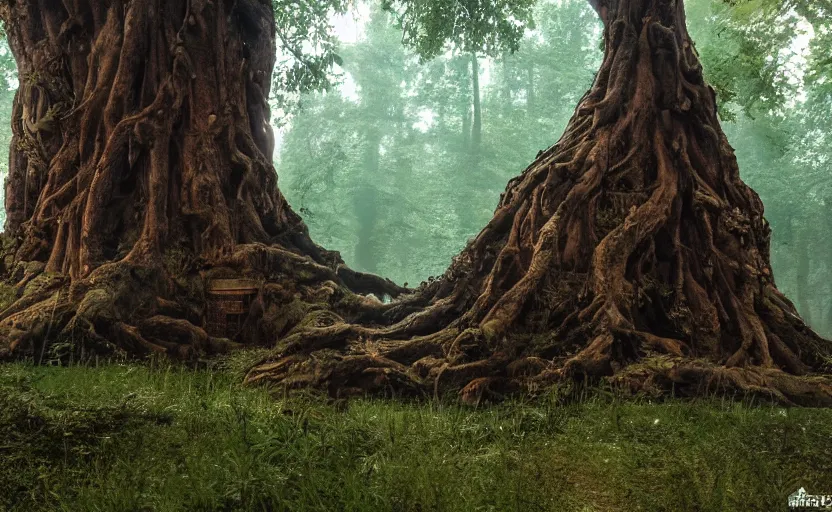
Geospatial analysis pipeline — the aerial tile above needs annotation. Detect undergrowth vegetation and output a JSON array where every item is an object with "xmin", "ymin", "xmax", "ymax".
[{"xmin": 1, "ymin": 352, "xmax": 830, "ymax": 511}]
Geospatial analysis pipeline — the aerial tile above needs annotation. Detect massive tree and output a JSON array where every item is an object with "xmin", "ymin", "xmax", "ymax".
[
  {"xmin": 1, "ymin": 0, "xmax": 830, "ymax": 405},
  {"xmin": 247, "ymin": 0, "xmax": 832, "ymax": 405},
  {"xmin": 0, "ymin": 0, "xmax": 403, "ymax": 360}
]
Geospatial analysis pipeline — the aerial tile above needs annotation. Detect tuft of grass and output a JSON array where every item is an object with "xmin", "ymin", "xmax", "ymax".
[{"xmin": 1, "ymin": 356, "xmax": 831, "ymax": 511}]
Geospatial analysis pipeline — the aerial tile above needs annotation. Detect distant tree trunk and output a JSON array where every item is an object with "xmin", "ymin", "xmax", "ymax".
[
  {"xmin": 796, "ymin": 235, "xmax": 814, "ymax": 327},
  {"xmin": 470, "ymin": 53, "xmax": 482, "ymax": 163},
  {"xmin": 250, "ymin": 0, "xmax": 832, "ymax": 405},
  {"xmin": 501, "ymin": 56, "xmax": 512, "ymax": 107},
  {"xmin": 526, "ymin": 61, "xmax": 536, "ymax": 115},
  {"xmin": 460, "ymin": 56, "xmax": 472, "ymax": 154},
  {"xmin": 461, "ymin": 109, "xmax": 472, "ymax": 152},
  {"xmin": 0, "ymin": 0, "xmax": 404, "ymax": 360},
  {"xmin": 455, "ymin": 53, "xmax": 483, "ymax": 238},
  {"xmin": 453, "ymin": 55, "xmax": 476, "ymax": 239},
  {"xmin": 354, "ymin": 128, "xmax": 382, "ymax": 274}
]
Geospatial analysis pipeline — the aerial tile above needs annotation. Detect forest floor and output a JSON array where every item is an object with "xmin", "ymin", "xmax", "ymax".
[{"xmin": 1, "ymin": 352, "xmax": 831, "ymax": 512}]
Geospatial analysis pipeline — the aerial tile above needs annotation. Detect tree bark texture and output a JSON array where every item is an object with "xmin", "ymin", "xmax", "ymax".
[
  {"xmin": 0, "ymin": 0, "xmax": 404, "ymax": 361},
  {"xmin": 247, "ymin": 0, "xmax": 832, "ymax": 405}
]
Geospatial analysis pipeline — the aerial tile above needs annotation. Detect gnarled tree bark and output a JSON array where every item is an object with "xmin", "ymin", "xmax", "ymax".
[
  {"xmin": 0, "ymin": 0, "xmax": 404, "ymax": 361},
  {"xmin": 2, "ymin": 0, "xmax": 829, "ymax": 405},
  {"xmin": 247, "ymin": 0, "xmax": 832, "ymax": 405}
]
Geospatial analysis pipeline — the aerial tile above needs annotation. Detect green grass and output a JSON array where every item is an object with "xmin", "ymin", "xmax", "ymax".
[{"xmin": 1, "ymin": 354, "xmax": 831, "ymax": 512}]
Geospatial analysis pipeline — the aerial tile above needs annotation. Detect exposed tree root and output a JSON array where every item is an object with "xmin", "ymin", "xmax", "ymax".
[
  {"xmin": 1, "ymin": 0, "xmax": 830, "ymax": 405},
  {"xmin": 246, "ymin": 0, "xmax": 832, "ymax": 406},
  {"xmin": 0, "ymin": 241, "xmax": 408, "ymax": 363}
]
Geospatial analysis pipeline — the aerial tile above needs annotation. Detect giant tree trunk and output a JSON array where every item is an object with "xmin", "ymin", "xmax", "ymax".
[
  {"xmin": 0, "ymin": 0, "xmax": 404, "ymax": 361},
  {"xmin": 248, "ymin": 0, "xmax": 832, "ymax": 405}
]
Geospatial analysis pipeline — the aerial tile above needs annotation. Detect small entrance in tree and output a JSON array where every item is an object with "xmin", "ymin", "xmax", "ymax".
[{"xmin": 206, "ymin": 279, "xmax": 258, "ymax": 340}]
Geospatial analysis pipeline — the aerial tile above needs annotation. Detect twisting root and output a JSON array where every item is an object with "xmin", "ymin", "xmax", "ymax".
[
  {"xmin": 247, "ymin": 0, "xmax": 832, "ymax": 406},
  {"xmin": 1, "ymin": 0, "xmax": 829, "ymax": 405},
  {"xmin": 0, "ymin": 0, "xmax": 408, "ymax": 363}
]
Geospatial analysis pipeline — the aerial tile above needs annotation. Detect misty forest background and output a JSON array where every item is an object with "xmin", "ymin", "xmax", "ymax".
[{"xmin": 0, "ymin": 0, "xmax": 829, "ymax": 335}]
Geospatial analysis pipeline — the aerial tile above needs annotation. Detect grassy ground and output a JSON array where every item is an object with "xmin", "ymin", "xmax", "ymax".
[{"xmin": 1, "ymin": 352, "xmax": 830, "ymax": 512}]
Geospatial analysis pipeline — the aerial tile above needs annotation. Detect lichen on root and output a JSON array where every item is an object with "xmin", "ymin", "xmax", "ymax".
[{"xmin": 246, "ymin": 0, "xmax": 832, "ymax": 406}]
